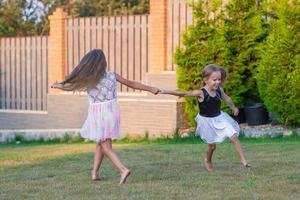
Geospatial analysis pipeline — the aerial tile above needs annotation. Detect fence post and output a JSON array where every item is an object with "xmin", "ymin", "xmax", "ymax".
[
  {"xmin": 148, "ymin": 0, "xmax": 168, "ymax": 73},
  {"xmin": 48, "ymin": 8, "xmax": 68, "ymax": 94},
  {"xmin": 146, "ymin": 0, "xmax": 177, "ymax": 90}
]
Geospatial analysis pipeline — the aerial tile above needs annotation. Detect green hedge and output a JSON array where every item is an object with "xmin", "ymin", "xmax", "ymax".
[
  {"xmin": 256, "ymin": 0, "xmax": 300, "ymax": 126},
  {"xmin": 175, "ymin": 0, "xmax": 268, "ymax": 125},
  {"xmin": 174, "ymin": 1, "xmax": 223, "ymax": 125}
]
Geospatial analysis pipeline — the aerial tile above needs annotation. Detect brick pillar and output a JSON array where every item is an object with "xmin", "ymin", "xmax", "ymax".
[
  {"xmin": 141, "ymin": 0, "xmax": 189, "ymax": 136},
  {"xmin": 148, "ymin": 0, "xmax": 168, "ymax": 73},
  {"xmin": 48, "ymin": 8, "xmax": 68, "ymax": 94}
]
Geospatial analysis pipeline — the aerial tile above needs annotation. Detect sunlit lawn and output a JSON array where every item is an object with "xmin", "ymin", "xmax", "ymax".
[{"xmin": 0, "ymin": 137, "xmax": 300, "ymax": 200}]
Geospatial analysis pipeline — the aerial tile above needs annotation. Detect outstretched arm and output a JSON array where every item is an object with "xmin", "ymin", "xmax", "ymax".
[
  {"xmin": 220, "ymin": 87, "xmax": 239, "ymax": 116},
  {"xmin": 115, "ymin": 73, "xmax": 160, "ymax": 94},
  {"xmin": 160, "ymin": 89, "xmax": 204, "ymax": 101},
  {"xmin": 51, "ymin": 82, "xmax": 73, "ymax": 91}
]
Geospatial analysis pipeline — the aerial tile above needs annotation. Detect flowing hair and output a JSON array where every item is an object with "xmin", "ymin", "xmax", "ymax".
[
  {"xmin": 220, "ymin": 67, "xmax": 227, "ymax": 83},
  {"xmin": 61, "ymin": 49, "xmax": 107, "ymax": 91},
  {"xmin": 201, "ymin": 64, "xmax": 221, "ymax": 86}
]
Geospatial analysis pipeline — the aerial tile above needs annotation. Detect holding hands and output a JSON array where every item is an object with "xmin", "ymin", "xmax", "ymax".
[
  {"xmin": 150, "ymin": 87, "xmax": 161, "ymax": 95},
  {"xmin": 158, "ymin": 88, "xmax": 167, "ymax": 94}
]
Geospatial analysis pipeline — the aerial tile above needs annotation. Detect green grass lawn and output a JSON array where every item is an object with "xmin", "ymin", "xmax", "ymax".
[{"xmin": 0, "ymin": 138, "xmax": 300, "ymax": 200}]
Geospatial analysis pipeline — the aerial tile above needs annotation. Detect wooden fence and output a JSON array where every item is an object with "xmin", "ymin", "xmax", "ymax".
[
  {"xmin": 0, "ymin": 36, "xmax": 48, "ymax": 111},
  {"xmin": 65, "ymin": 1, "xmax": 193, "ymax": 76},
  {"xmin": 167, "ymin": 0, "xmax": 193, "ymax": 71},
  {"xmin": 0, "ymin": 0, "xmax": 194, "ymax": 111},
  {"xmin": 66, "ymin": 15, "xmax": 149, "ymax": 92}
]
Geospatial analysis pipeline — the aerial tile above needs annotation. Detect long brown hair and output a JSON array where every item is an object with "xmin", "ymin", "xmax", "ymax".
[
  {"xmin": 61, "ymin": 49, "xmax": 107, "ymax": 91},
  {"xmin": 202, "ymin": 64, "xmax": 221, "ymax": 86}
]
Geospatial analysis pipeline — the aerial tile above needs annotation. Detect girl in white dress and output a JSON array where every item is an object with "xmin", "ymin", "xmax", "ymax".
[
  {"xmin": 160, "ymin": 64, "xmax": 250, "ymax": 171},
  {"xmin": 52, "ymin": 49, "xmax": 160, "ymax": 183}
]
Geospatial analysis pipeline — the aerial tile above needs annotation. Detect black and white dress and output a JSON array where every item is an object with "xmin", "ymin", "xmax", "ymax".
[{"xmin": 195, "ymin": 87, "xmax": 240, "ymax": 144}]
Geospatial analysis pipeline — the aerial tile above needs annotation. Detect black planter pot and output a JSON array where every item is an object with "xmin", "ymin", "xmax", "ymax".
[{"xmin": 244, "ymin": 103, "xmax": 269, "ymax": 126}]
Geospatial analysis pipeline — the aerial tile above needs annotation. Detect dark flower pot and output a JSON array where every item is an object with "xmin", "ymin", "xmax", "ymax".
[{"xmin": 244, "ymin": 103, "xmax": 269, "ymax": 126}]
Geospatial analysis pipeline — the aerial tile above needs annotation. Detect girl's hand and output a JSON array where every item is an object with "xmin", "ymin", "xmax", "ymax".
[
  {"xmin": 150, "ymin": 87, "xmax": 160, "ymax": 95},
  {"xmin": 158, "ymin": 88, "xmax": 167, "ymax": 94},
  {"xmin": 51, "ymin": 82, "xmax": 63, "ymax": 89},
  {"xmin": 232, "ymin": 107, "xmax": 239, "ymax": 116}
]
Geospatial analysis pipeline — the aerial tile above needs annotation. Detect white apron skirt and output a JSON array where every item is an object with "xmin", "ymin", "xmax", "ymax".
[{"xmin": 195, "ymin": 111, "xmax": 240, "ymax": 144}]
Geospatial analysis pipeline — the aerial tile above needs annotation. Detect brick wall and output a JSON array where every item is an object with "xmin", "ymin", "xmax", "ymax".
[
  {"xmin": 0, "ymin": 94, "xmax": 88, "ymax": 129},
  {"xmin": 0, "ymin": 93, "xmax": 189, "ymax": 137}
]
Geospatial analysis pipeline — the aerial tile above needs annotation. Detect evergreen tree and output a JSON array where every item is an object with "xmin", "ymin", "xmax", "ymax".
[
  {"xmin": 0, "ymin": 0, "xmax": 149, "ymax": 37},
  {"xmin": 219, "ymin": 0, "xmax": 268, "ymax": 106},
  {"xmin": 62, "ymin": 0, "xmax": 149, "ymax": 17},
  {"xmin": 0, "ymin": 0, "xmax": 37, "ymax": 36},
  {"xmin": 174, "ymin": 0, "xmax": 268, "ymax": 125},
  {"xmin": 256, "ymin": 0, "xmax": 300, "ymax": 125},
  {"xmin": 174, "ymin": 1, "xmax": 223, "ymax": 125}
]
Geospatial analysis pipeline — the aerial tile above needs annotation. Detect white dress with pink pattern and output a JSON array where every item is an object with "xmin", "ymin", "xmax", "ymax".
[{"xmin": 80, "ymin": 71, "xmax": 121, "ymax": 142}]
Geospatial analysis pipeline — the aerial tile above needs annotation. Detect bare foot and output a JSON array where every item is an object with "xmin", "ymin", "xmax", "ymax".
[
  {"xmin": 119, "ymin": 169, "xmax": 131, "ymax": 185},
  {"xmin": 241, "ymin": 160, "xmax": 251, "ymax": 168},
  {"xmin": 91, "ymin": 171, "xmax": 101, "ymax": 181},
  {"xmin": 204, "ymin": 158, "xmax": 213, "ymax": 172}
]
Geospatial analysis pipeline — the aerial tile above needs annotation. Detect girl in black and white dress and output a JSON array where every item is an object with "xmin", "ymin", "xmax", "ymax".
[{"xmin": 160, "ymin": 64, "xmax": 250, "ymax": 171}]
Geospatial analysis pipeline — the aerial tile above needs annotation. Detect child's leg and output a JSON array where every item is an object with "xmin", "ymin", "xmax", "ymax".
[
  {"xmin": 230, "ymin": 135, "xmax": 250, "ymax": 167},
  {"xmin": 205, "ymin": 144, "xmax": 216, "ymax": 171},
  {"xmin": 92, "ymin": 142, "xmax": 104, "ymax": 180},
  {"xmin": 100, "ymin": 139, "xmax": 130, "ymax": 184}
]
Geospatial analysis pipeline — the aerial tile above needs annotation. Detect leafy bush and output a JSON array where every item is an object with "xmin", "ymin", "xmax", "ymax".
[
  {"xmin": 175, "ymin": 0, "xmax": 268, "ymax": 125},
  {"xmin": 219, "ymin": 0, "xmax": 268, "ymax": 105},
  {"xmin": 174, "ymin": 1, "xmax": 223, "ymax": 125},
  {"xmin": 256, "ymin": 0, "xmax": 300, "ymax": 126}
]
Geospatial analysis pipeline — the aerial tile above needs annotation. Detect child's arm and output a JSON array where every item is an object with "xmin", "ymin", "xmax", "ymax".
[
  {"xmin": 115, "ymin": 73, "xmax": 160, "ymax": 94},
  {"xmin": 160, "ymin": 89, "xmax": 204, "ymax": 101},
  {"xmin": 219, "ymin": 87, "xmax": 239, "ymax": 116},
  {"xmin": 51, "ymin": 82, "xmax": 74, "ymax": 91}
]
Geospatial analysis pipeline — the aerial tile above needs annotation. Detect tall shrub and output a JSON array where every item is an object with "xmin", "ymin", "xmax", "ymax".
[
  {"xmin": 175, "ymin": 0, "xmax": 268, "ymax": 125},
  {"xmin": 219, "ymin": 0, "xmax": 268, "ymax": 106},
  {"xmin": 256, "ymin": 0, "xmax": 300, "ymax": 125},
  {"xmin": 174, "ymin": 1, "xmax": 223, "ymax": 124}
]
